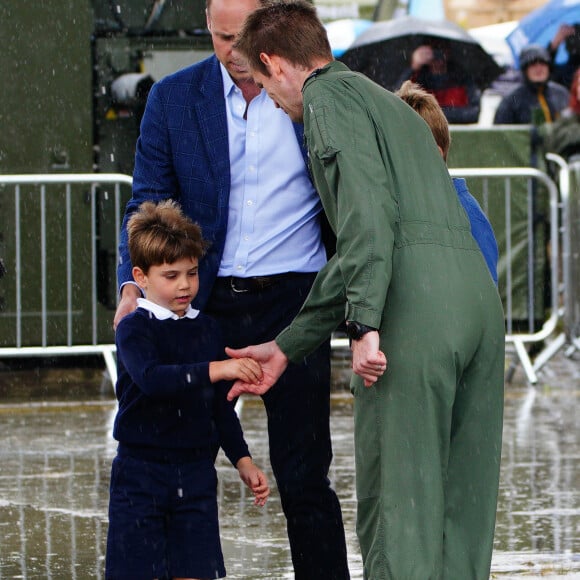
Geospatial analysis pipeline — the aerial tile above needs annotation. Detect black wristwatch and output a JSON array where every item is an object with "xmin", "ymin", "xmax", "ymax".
[{"xmin": 346, "ymin": 321, "xmax": 377, "ymax": 341}]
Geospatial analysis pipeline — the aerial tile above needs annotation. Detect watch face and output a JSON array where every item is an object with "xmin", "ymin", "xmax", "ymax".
[
  {"xmin": 347, "ymin": 322, "xmax": 375, "ymax": 340},
  {"xmin": 347, "ymin": 322, "xmax": 363, "ymax": 340}
]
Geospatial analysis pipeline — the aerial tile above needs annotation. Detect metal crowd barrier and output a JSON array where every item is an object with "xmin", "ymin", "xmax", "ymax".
[
  {"xmin": 447, "ymin": 167, "xmax": 563, "ymax": 385},
  {"xmin": 546, "ymin": 154, "xmax": 580, "ymax": 358},
  {"xmin": 0, "ymin": 168, "xmax": 572, "ymax": 385},
  {"xmin": 0, "ymin": 174, "xmax": 132, "ymax": 384},
  {"xmin": 328, "ymin": 166, "xmax": 567, "ymax": 385}
]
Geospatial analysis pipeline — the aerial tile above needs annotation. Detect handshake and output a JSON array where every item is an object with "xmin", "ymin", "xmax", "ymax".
[{"xmin": 222, "ymin": 330, "xmax": 386, "ymax": 402}]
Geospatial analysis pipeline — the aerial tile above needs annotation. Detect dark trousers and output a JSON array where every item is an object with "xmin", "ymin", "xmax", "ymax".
[
  {"xmin": 106, "ymin": 454, "xmax": 224, "ymax": 579},
  {"xmin": 206, "ymin": 273, "xmax": 349, "ymax": 580}
]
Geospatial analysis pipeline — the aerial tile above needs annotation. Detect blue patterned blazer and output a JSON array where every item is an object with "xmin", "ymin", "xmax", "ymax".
[{"xmin": 118, "ymin": 54, "xmax": 307, "ymax": 309}]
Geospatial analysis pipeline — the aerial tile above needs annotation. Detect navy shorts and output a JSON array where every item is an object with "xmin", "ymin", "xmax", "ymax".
[{"xmin": 105, "ymin": 453, "xmax": 225, "ymax": 579}]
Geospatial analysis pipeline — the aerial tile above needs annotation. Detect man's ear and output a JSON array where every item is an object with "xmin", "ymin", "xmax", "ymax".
[
  {"xmin": 259, "ymin": 52, "xmax": 272, "ymax": 67},
  {"xmin": 132, "ymin": 266, "xmax": 147, "ymax": 290},
  {"xmin": 260, "ymin": 52, "xmax": 281, "ymax": 76}
]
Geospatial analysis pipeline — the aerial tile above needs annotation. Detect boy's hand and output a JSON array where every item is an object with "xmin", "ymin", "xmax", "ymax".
[
  {"xmin": 236, "ymin": 457, "xmax": 270, "ymax": 506},
  {"xmin": 209, "ymin": 357, "xmax": 263, "ymax": 384},
  {"xmin": 225, "ymin": 341, "xmax": 288, "ymax": 401}
]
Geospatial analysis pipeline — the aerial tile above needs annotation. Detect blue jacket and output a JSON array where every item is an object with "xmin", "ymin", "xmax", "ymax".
[
  {"xmin": 453, "ymin": 177, "xmax": 499, "ymax": 285},
  {"xmin": 118, "ymin": 55, "xmax": 306, "ymax": 308}
]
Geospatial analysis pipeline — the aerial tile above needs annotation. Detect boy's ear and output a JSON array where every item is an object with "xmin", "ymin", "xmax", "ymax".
[{"xmin": 132, "ymin": 266, "xmax": 147, "ymax": 289}]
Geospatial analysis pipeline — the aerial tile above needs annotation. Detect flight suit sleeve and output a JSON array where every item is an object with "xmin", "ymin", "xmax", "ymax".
[{"xmin": 306, "ymin": 83, "xmax": 397, "ymax": 328}]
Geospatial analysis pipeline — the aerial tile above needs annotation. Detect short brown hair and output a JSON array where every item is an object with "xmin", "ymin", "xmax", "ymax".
[
  {"xmin": 395, "ymin": 81, "xmax": 451, "ymax": 160},
  {"xmin": 206, "ymin": 0, "xmax": 258, "ymax": 15},
  {"xmin": 127, "ymin": 200, "xmax": 207, "ymax": 273},
  {"xmin": 234, "ymin": 0, "xmax": 332, "ymax": 77}
]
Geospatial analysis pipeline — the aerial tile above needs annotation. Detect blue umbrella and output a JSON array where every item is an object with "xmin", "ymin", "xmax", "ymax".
[
  {"xmin": 325, "ymin": 18, "xmax": 372, "ymax": 57},
  {"xmin": 507, "ymin": 0, "xmax": 580, "ymax": 67}
]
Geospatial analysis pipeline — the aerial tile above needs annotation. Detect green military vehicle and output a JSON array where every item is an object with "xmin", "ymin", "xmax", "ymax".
[{"xmin": 0, "ymin": 1, "xmax": 214, "ymax": 348}]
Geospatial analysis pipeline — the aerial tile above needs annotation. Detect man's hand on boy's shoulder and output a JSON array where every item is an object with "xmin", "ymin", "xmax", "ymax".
[{"xmin": 113, "ymin": 283, "xmax": 141, "ymax": 329}]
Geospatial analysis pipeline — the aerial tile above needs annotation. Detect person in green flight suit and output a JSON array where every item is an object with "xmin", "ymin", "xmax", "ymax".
[{"xmin": 227, "ymin": 2, "xmax": 506, "ymax": 578}]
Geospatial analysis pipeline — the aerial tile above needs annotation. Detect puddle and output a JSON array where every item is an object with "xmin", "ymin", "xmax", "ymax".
[{"xmin": 0, "ymin": 348, "xmax": 579, "ymax": 578}]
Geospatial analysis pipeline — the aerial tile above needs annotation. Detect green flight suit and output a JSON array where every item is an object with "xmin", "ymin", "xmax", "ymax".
[{"xmin": 276, "ymin": 61, "xmax": 505, "ymax": 580}]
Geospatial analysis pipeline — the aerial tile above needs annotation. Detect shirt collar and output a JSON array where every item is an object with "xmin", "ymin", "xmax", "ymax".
[
  {"xmin": 137, "ymin": 298, "xmax": 200, "ymax": 320},
  {"xmin": 220, "ymin": 62, "xmax": 236, "ymax": 98},
  {"xmin": 220, "ymin": 62, "xmax": 267, "ymax": 102}
]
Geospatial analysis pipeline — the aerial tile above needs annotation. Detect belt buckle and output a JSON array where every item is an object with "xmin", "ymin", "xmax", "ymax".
[{"xmin": 230, "ymin": 277, "xmax": 249, "ymax": 293}]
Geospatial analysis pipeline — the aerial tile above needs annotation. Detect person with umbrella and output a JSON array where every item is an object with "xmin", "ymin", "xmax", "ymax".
[
  {"xmin": 494, "ymin": 44, "xmax": 569, "ymax": 125},
  {"xmin": 228, "ymin": 2, "xmax": 506, "ymax": 579},
  {"xmin": 339, "ymin": 15, "xmax": 502, "ymax": 124},
  {"xmin": 395, "ymin": 43, "xmax": 482, "ymax": 123},
  {"xmin": 505, "ymin": 0, "xmax": 580, "ymax": 90},
  {"xmin": 547, "ymin": 23, "xmax": 580, "ymax": 88}
]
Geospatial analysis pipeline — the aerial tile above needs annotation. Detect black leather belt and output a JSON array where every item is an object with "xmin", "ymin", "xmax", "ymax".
[{"xmin": 217, "ymin": 273, "xmax": 302, "ymax": 293}]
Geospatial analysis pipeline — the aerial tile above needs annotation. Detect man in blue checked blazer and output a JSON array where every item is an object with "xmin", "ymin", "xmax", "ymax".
[{"xmin": 114, "ymin": 0, "xmax": 349, "ymax": 578}]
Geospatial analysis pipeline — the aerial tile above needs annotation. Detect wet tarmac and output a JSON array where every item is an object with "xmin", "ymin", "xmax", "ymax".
[{"xmin": 0, "ymin": 346, "xmax": 579, "ymax": 579}]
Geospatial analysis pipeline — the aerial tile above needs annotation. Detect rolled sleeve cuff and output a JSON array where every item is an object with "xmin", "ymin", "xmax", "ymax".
[
  {"xmin": 345, "ymin": 304, "xmax": 382, "ymax": 329},
  {"xmin": 276, "ymin": 324, "xmax": 321, "ymax": 364}
]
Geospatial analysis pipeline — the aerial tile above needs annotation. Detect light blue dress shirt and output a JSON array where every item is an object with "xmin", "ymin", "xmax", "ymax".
[{"xmin": 218, "ymin": 64, "xmax": 327, "ymax": 277}]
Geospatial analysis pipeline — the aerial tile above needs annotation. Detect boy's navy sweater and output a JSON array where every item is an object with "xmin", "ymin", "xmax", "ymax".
[{"xmin": 114, "ymin": 307, "xmax": 250, "ymax": 465}]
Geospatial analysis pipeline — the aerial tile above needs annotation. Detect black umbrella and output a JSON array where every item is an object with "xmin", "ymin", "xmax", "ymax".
[{"xmin": 340, "ymin": 16, "xmax": 503, "ymax": 92}]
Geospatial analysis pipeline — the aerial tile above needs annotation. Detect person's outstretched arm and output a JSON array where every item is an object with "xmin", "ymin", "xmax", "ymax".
[{"xmin": 225, "ymin": 341, "xmax": 288, "ymax": 400}]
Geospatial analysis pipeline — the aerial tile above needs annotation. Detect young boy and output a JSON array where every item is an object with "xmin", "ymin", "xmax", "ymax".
[
  {"xmin": 396, "ymin": 80, "xmax": 499, "ymax": 285},
  {"xmin": 106, "ymin": 200, "xmax": 269, "ymax": 580}
]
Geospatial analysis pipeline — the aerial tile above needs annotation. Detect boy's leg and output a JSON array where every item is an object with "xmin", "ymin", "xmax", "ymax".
[
  {"xmin": 105, "ymin": 455, "xmax": 169, "ymax": 579},
  {"xmin": 167, "ymin": 458, "xmax": 225, "ymax": 580}
]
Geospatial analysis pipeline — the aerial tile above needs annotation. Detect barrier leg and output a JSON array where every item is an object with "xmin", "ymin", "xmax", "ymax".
[
  {"xmin": 532, "ymin": 333, "xmax": 566, "ymax": 375},
  {"xmin": 513, "ymin": 339, "xmax": 538, "ymax": 385},
  {"xmin": 102, "ymin": 346, "xmax": 117, "ymax": 389}
]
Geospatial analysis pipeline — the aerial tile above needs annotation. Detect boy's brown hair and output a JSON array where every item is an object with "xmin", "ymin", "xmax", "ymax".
[
  {"xmin": 396, "ymin": 81, "xmax": 451, "ymax": 161},
  {"xmin": 127, "ymin": 200, "xmax": 207, "ymax": 273}
]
